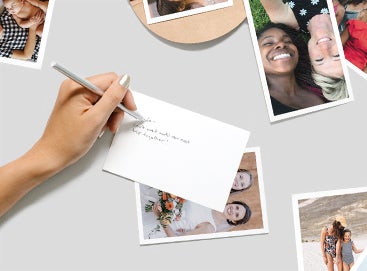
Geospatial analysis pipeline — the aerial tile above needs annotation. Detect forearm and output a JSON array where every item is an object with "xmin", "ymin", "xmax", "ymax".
[
  {"xmin": 28, "ymin": 0, "xmax": 49, "ymax": 12},
  {"xmin": 18, "ymin": 19, "xmax": 34, "ymax": 28},
  {"xmin": 0, "ymin": 142, "xmax": 60, "ymax": 217},
  {"xmin": 321, "ymin": 242, "xmax": 326, "ymax": 258},
  {"xmin": 340, "ymin": 27, "xmax": 350, "ymax": 46},
  {"xmin": 259, "ymin": 0, "xmax": 298, "ymax": 29},
  {"xmin": 12, "ymin": 27, "xmax": 37, "ymax": 60},
  {"xmin": 163, "ymin": 225, "xmax": 177, "ymax": 237}
]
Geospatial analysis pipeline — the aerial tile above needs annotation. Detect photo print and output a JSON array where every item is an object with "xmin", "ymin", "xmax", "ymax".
[
  {"xmin": 244, "ymin": 0, "xmax": 353, "ymax": 122},
  {"xmin": 292, "ymin": 187, "xmax": 367, "ymax": 271},
  {"xmin": 141, "ymin": 0, "xmax": 233, "ymax": 24},
  {"xmin": 135, "ymin": 147, "xmax": 269, "ymax": 245},
  {"xmin": 333, "ymin": 0, "xmax": 367, "ymax": 79},
  {"xmin": 0, "ymin": 0, "xmax": 54, "ymax": 69}
]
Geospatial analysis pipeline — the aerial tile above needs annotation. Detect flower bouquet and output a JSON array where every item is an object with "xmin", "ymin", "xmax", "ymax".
[{"xmin": 145, "ymin": 190, "xmax": 185, "ymax": 228}]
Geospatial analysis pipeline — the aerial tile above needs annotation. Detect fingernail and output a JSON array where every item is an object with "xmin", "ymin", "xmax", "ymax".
[
  {"xmin": 98, "ymin": 128, "xmax": 106, "ymax": 139},
  {"xmin": 119, "ymin": 74, "xmax": 130, "ymax": 88}
]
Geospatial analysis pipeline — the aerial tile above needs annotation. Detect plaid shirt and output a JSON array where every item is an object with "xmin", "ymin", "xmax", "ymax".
[{"xmin": 0, "ymin": 9, "xmax": 41, "ymax": 61}]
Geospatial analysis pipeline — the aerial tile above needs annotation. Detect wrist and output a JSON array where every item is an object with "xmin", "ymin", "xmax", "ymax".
[{"xmin": 24, "ymin": 139, "xmax": 66, "ymax": 182}]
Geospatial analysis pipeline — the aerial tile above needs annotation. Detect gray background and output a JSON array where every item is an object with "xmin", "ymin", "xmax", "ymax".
[{"xmin": 1, "ymin": 0, "xmax": 367, "ymax": 270}]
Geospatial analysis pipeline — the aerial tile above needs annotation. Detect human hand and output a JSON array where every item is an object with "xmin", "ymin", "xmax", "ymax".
[
  {"xmin": 322, "ymin": 255, "xmax": 328, "ymax": 265},
  {"xmin": 358, "ymin": 9, "xmax": 367, "ymax": 23},
  {"xmin": 31, "ymin": 72, "xmax": 137, "ymax": 175},
  {"xmin": 29, "ymin": 9, "xmax": 45, "ymax": 26},
  {"xmin": 152, "ymin": 202, "xmax": 162, "ymax": 217}
]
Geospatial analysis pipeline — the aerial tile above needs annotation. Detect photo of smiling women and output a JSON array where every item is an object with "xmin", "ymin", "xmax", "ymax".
[
  {"xmin": 135, "ymin": 148, "xmax": 268, "ymax": 245},
  {"xmin": 245, "ymin": 0, "xmax": 353, "ymax": 122}
]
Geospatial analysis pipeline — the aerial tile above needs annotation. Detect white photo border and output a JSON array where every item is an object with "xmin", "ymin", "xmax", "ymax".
[
  {"xmin": 243, "ymin": 0, "xmax": 354, "ymax": 123},
  {"xmin": 135, "ymin": 147, "xmax": 269, "ymax": 245},
  {"xmin": 352, "ymin": 246, "xmax": 367, "ymax": 271},
  {"xmin": 292, "ymin": 186, "xmax": 367, "ymax": 271},
  {"xmin": 143, "ymin": 0, "xmax": 233, "ymax": 25},
  {"xmin": 346, "ymin": 60, "xmax": 367, "ymax": 82},
  {"xmin": 0, "ymin": 0, "xmax": 55, "ymax": 69}
]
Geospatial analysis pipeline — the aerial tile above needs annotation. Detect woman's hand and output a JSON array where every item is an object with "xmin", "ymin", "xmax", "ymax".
[
  {"xmin": 322, "ymin": 255, "xmax": 328, "ymax": 265},
  {"xmin": 0, "ymin": 72, "xmax": 137, "ymax": 218},
  {"xmin": 32, "ymin": 72, "xmax": 137, "ymax": 176},
  {"xmin": 29, "ymin": 9, "xmax": 45, "ymax": 26},
  {"xmin": 152, "ymin": 202, "xmax": 162, "ymax": 217}
]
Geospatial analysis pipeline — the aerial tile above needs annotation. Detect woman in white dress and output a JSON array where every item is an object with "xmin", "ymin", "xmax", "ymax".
[{"xmin": 140, "ymin": 185, "xmax": 252, "ymax": 239}]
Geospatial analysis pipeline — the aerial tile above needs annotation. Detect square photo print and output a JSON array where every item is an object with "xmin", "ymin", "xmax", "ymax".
[
  {"xmin": 141, "ymin": 0, "xmax": 233, "ymax": 24},
  {"xmin": 333, "ymin": 0, "xmax": 367, "ymax": 79},
  {"xmin": 244, "ymin": 0, "xmax": 353, "ymax": 122},
  {"xmin": 135, "ymin": 147, "xmax": 269, "ymax": 245},
  {"xmin": 292, "ymin": 187, "xmax": 367, "ymax": 271},
  {"xmin": 0, "ymin": 0, "xmax": 54, "ymax": 69}
]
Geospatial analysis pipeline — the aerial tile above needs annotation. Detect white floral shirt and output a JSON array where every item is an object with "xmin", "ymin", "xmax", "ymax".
[{"xmin": 287, "ymin": 0, "xmax": 329, "ymax": 33}]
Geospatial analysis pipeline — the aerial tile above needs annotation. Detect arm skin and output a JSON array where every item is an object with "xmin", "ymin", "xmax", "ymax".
[
  {"xmin": 0, "ymin": 73, "xmax": 137, "ymax": 218},
  {"xmin": 259, "ymin": 0, "xmax": 299, "ymax": 29},
  {"xmin": 26, "ymin": 0, "xmax": 49, "ymax": 12},
  {"xmin": 162, "ymin": 222, "xmax": 215, "ymax": 237},
  {"xmin": 152, "ymin": 202, "xmax": 215, "ymax": 237},
  {"xmin": 12, "ymin": 9, "xmax": 44, "ymax": 59},
  {"xmin": 352, "ymin": 242, "xmax": 364, "ymax": 254},
  {"xmin": 11, "ymin": 20, "xmax": 38, "ymax": 59},
  {"xmin": 320, "ymin": 227, "xmax": 328, "ymax": 265},
  {"xmin": 340, "ymin": 26, "xmax": 350, "ymax": 46},
  {"xmin": 336, "ymin": 239, "xmax": 342, "ymax": 265}
]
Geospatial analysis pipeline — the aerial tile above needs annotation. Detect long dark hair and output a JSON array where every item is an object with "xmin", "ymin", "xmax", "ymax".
[
  {"xmin": 256, "ymin": 23, "xmax": 321, "ymax": 91},
  {"xmin": 226, "ymin": 201, "xmax": 252, "ymax": 226},
  {"xmin": 331, "ymin": 220, "xmax": 345, "ymax": 239}
]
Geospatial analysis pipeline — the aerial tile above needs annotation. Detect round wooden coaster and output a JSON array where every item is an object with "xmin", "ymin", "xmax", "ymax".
[{"xmin": 130, "ymin": 0, "xmax": 246, "ymax": 44}]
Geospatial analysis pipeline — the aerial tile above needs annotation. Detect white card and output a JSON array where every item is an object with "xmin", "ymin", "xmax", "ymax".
[{"xmin": 103, "ymin": 91, "xmax": 250, "ymax": 211}]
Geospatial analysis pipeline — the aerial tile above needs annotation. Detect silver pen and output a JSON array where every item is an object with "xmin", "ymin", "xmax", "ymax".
[{"xmin": 51, "ymin": 61, "xmax": 145, "ymax": 121}]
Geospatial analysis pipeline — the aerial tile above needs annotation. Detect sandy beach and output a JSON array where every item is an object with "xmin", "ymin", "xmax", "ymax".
[{"xmin": 302, "ymin": 237, "xmax": 367, "ymax": 271}]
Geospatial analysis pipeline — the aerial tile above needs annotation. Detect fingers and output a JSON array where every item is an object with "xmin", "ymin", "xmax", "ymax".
[
  {"xmin": 106, "ymin": 110, "xmax": 124, "ymax": 133},
  {"xmin": 90, "ymin": 77, "xmax": 128, "ymax": 122},
  {"xmin": 59, "ymin": 72, "xmax": 138, "ymax": 132},
  {"xmin": 63, "ymin": 72, "xmax": 118, "ymax": 94},
  {"xmin": 122, "ymin": 89, "xmax": 137, "ymax": 111}
]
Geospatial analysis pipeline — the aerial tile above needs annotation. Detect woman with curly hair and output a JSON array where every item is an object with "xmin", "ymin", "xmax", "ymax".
[{"xmin": 257, "ymin": 23, "xmax": 327, "ymax": 115}]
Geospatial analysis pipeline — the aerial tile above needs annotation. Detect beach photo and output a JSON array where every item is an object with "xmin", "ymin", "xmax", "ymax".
[
  {"xmin": 244, "ymin": 0, "xmax": 353, "ymax": 122},
  {"xmin": 135, "ymin": 147, "xmax": 269, "ymax": 245},
  {"xmin": 141, "ymin": 0, "xmax": 233, "ymax": 24},
  {"xmin": 333, "ymin": 0, "xmax": 367, "ymax": 79},
  {"xmin": 292, "ymin": 187, "xmax": 367, "ymax": 271},
  {"xmin": 0, "ymin": 0, "xmax": 54, "ymax": 69}
]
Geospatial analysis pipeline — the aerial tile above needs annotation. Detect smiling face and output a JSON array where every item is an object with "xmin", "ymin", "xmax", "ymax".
[
  {"xmin": 233, "ymin": 171, "xmax": 252, "ymax": 191},
  {"xmin": 343, "ymin": 231, "xmax": 351, "ymax": 242},
  {"xmin": 308, "ymin": 31, "xmax": 343, "ymax": 79},
  {"xmin": 223, "ymin": 203, "xmax": 246, "ymax": 223},
  {"xmin": 258, "ymin": 27, "xmax": 299, "ymax": 76},
  {"xmin": 4, "ymin": 0, "xmax": 24, "ymax": 15}
]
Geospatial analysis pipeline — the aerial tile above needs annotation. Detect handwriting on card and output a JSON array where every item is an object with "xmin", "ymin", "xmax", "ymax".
[{"xmin": 132, "ymin": 119, "xmax": 190, "ymax": 144}]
